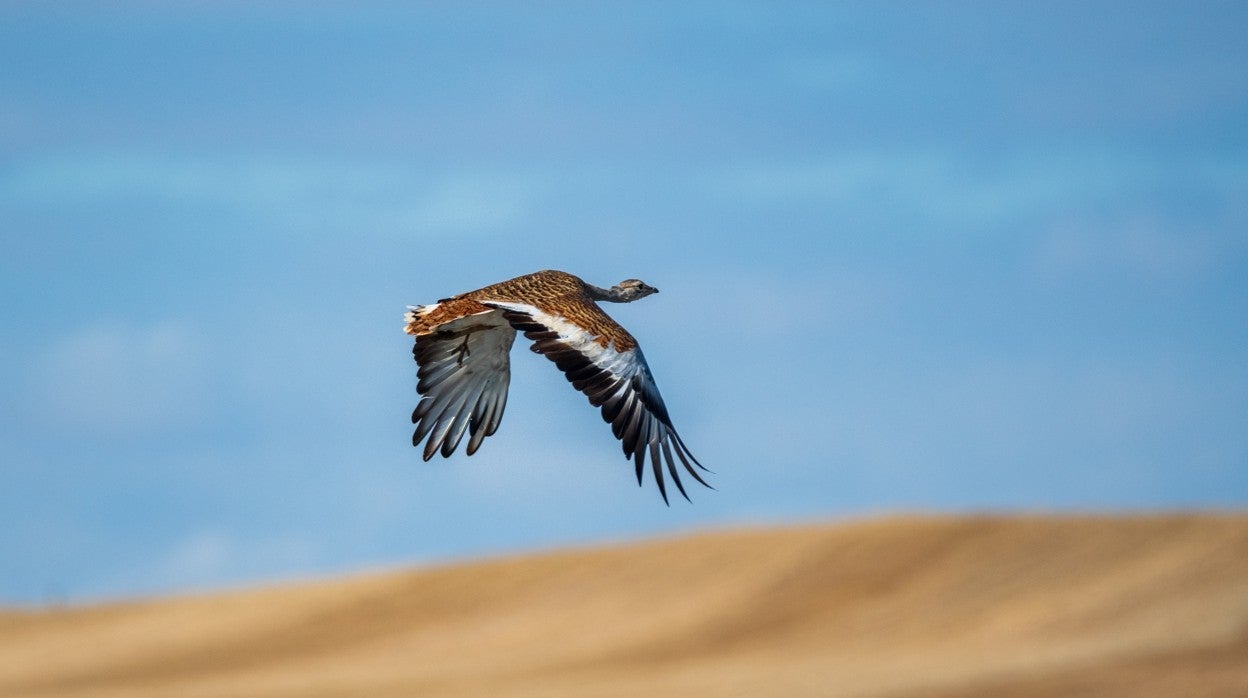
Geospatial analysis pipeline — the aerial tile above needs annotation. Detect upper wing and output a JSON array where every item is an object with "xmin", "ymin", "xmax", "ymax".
[
  {"xmin": 409, "ymin": 306, "xmax": 516, "ymax": 460},
  {"xmin": 482, "ymin": 301, "xmax": 711, "ymax": 504}
]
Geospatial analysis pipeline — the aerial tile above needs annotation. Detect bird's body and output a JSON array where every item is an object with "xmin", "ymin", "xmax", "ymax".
[{"xmin": 404, "ymin": 270, "xmax": 709, "ymax": 503}]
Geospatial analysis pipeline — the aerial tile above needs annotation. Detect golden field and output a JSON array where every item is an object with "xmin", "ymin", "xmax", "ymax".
[{"xmin": 2, "ymin": 514, "xmax": 1246, "ymax": 697}]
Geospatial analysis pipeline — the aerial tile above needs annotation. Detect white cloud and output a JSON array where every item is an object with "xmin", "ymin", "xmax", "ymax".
[
  {"xmin": 398, "ymin": 173, "xmax": 543, "ymax": 233},
  {"xmin": 1032, "ymin": 215, "xmax": 1226, "ymax": 280},
  {"xmin": 155, "ymin": 530, "xmax": 233, "ymax": 586},
  {"xmin": 0, "ymin": 153, "xmax": 545, "ymax": 236},
  {"xmin": 28, "ymin": 322, "xmax": 209, "ymax": 437},
  {"xmin": 701, "ymin": 153, "xmax": 945, "ymax": 208},
  {"xmin": 778, "ymin": 53, "xmax": 875, "ymax": 90},
  {"xmin": 697, "ymin": 149, "xmax": 1238, "ymax": 230},
  {"xmin": 128, "ymin": 529, "xmax": 324, "ymax": 598}
]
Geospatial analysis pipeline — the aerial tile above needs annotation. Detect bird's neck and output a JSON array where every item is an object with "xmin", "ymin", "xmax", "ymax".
[{"xmin": 585, "ymin": 284, "xmax": 625, "ymax": 303}]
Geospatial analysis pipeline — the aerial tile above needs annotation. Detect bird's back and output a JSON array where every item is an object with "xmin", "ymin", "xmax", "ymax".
[
  {"xmin": 458, "ymin": 269, "xmax": 586, "ymax": 304},
  {"xmin": 458, "ymin": 270, "xmax": 636, "ymax": 350}
]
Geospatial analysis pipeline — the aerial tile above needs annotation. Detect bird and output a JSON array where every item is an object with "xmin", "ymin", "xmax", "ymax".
[{"xmin": 404, "ymin": 269, "xmax": 711, "ymax": 503}]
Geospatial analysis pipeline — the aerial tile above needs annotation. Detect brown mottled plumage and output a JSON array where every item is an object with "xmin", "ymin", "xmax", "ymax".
[
  {"xmin": 406, "ymin": 270, "xmax": 639, "ymax": 350},
  {"xmin": 404, "ymin": 270, "xmax": 710, "ymax": 503}
]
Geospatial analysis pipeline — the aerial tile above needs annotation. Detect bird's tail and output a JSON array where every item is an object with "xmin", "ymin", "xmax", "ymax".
[{"xmin": 403, "ymin": 304, "xmax": 437, "ymax": 336}]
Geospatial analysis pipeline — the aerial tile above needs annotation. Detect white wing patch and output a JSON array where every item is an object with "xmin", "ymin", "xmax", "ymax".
[
  {"xmin": 410, "ymin": 309, "xmax": 516, "ymax": 460},
  {"xmin": 481, "ymin": 301, "xmax": 711, "ymax": 503}
]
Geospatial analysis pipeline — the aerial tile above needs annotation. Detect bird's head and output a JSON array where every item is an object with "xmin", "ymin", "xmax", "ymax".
[{"xmin": 611, "ymin": 278, "xmax": 660, "ymax": 302}]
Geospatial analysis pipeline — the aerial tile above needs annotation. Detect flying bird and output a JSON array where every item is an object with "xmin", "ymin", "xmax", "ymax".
[{"xmin": 404, "ymin": 270, "xmax": 710, "ymax": 503}]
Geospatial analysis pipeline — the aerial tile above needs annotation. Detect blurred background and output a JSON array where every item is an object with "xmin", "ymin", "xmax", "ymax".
[{"xmin": 2, "ymin": 1, "xmax": 1245, "ymax": 604}]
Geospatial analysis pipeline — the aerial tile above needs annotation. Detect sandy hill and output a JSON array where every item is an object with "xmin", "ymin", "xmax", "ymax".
[{"xmin": 2, "ymin": 514, "xmax": 1246, "ymax": 697}]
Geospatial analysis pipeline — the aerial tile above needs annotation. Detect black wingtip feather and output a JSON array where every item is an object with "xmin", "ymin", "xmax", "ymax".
[
  {"xmin": 637, "ymin": 446, "xmax": 668, "ymax": 505},
  {"xmin": 653, "ymin": 440, "xmax": 688, "ymax": 503},
  {"xmin": 660, "ymin": 440, "xmax": 691, "ymax": 502},
  {"xmin": 491, "ymin": 306, "xmax": 711, "ymax": 503}
]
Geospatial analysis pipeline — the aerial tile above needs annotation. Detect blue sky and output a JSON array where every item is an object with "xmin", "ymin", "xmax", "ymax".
[{"xmin": 2, "ymin": 2, "xmax": 1246, "ymax": 604}]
